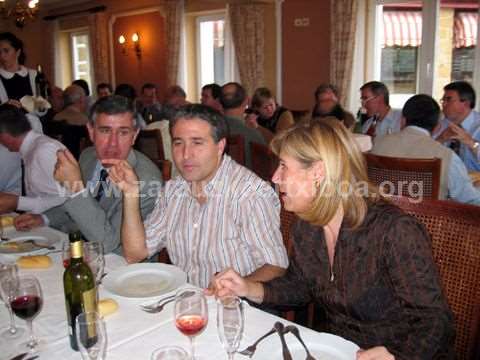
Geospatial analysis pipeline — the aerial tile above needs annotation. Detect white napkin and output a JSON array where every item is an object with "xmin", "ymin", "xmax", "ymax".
[{"xmin": 20, "ymin": 95, "xmax": 51, "ymax": 116}]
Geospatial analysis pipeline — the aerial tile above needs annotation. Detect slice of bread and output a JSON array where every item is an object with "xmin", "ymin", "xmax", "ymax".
[
  {"xmin": 17, "ymin": 255, "xmax": 53, "ymax": 269},
  {"xmin": 98, "ymin": 298, "xmax": 119, "ymax": 317}
]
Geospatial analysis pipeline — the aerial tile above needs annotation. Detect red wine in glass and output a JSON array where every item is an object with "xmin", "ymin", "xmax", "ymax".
[
  {"xmin": 11, "ymin": 295, "xmax": 42, "ymax": 320},
  {"xmin": 176, "ymin": 315, "xmax": 207, "ymax": 336},
  {"xmin": 63, "ymin": 259, "xmax": 70, "ymax": 268}
]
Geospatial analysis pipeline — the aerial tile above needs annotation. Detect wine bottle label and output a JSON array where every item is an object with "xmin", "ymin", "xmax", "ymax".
[{"xmin": 82, "ymin": 288, "xmax": 98, "ymax": 338}]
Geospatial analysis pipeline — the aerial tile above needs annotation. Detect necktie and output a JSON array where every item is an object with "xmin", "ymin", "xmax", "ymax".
[
  {"xmin": 449, "ymin": 124, "xmax": 463, "ymax": 155},
  {"xmin": 94, "ymin": 169, "xmax": 108, "ymax": 201},
  {"xmin": 366, "ymin": 115, "xmax": 378, "ymax": 137}
]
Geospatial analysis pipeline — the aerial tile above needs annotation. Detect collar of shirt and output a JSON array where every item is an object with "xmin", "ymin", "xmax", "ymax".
[
  {"xmin": 406, "ymin": 125, "xmax": 431, "ymax": 137},
  {"xmin": 0, "ymin": 65, "xmax": 29, "ymax": 79},
  {"xmin": 178, "ymin": 154, "xmax": 232, "ymax": 197},
  {"xmin": 19, "ymin": 130, "xmax": 39, "ymax": 157},
  {"xmin": 459, "ymin": 110, "xmax": 478, "ymax": 133}
]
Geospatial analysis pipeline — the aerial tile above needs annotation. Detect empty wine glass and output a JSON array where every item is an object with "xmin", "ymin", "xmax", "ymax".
[
  {"xmin": 0, "ymin": 263, "xmax": 25, "ymax": 339},
  {"xmin": 84, "ymin": 242, "xmax": 105, "ymax": 285},
  {"xmin": 217, "ymin": 296, "xmax": 244, "ymax": 360},
  {"xmin": 174, "ymin": 288, "xmax": 208, "ymax": 360},
  {"xmin": 151, "ymin": 346, "xmax": 189, "ymax": 360},
  {"xmin": 10, "ymin": 275, "xmax": 43, "ymax": 351},
  {"xmin": 75, "ymin": 311, "xmax": 107, "ymax": 360}
]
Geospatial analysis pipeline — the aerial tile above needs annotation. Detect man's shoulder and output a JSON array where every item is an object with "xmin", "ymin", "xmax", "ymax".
[
  {"xmin": 225, "ymin": 116, "xmax": 265, "ymax": 144},
  {"xmin": 32, "ymin": 133, "xmax": 64, "ymax": 151}
]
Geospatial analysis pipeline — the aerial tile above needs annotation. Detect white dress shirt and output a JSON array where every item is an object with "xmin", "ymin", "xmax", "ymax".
[
  {"xmin": 144, "ymin": 155, "xmax": 289, "ymax": 288},
  {"xmin": 17, "ymin": 131, "xmax": 67, "ymax": 214}
]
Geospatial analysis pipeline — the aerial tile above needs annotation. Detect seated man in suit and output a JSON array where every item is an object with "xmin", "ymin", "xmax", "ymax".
[
  {"xmin": 371, "ymin": 94, "xmax": 480, "ymax": 205},
  {"xmin": 0, "ymin": 104, "xmax": 66, "ymax": 214},
  {"xmin": 106, "ymin": 104, "xmax": 288, "ymax": 288},
  {"xmin": 14, "ymin": 95, "xmax": 162, "ymax": 254}
]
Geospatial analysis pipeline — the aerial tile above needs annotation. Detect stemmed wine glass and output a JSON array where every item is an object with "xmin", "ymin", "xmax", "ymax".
[
  {"xmin": 174, "ymin": 288, "xmax": 208, "ymax": 360},
  {"xmin": 10, "ymin": 275, "xmax": 43, "ymax": 351},
  {"xmin": 0, "ymin": 263, "xmax": 25, "ymax": 339},
  {"xmin": 217, "ymin": 296, "xmax": 244, "ymax": 360},
  {"xmin": 75, "ymin": 311, "xmax": 107, "ymax": 360},
  {"xmin": 84, "ymin": 242, "xmax": 105, "ymax": 285}
]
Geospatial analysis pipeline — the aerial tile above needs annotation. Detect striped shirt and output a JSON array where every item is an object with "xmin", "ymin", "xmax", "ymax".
[{"xmin": 144, "ymin": 155, "xmax": 289, "ymax": 288}]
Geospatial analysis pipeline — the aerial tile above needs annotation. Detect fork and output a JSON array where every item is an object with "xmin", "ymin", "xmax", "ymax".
[
  {"xmin": 140, "ymin": 296, "xmax": 176, "ymax": 313},
  {"xmin": 237, "ymin": 326, "xmax": 276, "ymax": 357},
  {"xmin": 140, "ymin": 290, "xmax": 195, "ymax": 313},
  {"xmin": 285, "ymin": 325, "xmax": 316, "ymax": 360}
]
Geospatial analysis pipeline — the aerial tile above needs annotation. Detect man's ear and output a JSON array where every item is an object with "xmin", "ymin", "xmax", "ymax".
[
  {"xmin": 86, "ymin": 123, "xmax": 95, "ymax": 143},
  {"xmin": 218, "ymin": 138, "xmax": 226, "ymax": 156}
]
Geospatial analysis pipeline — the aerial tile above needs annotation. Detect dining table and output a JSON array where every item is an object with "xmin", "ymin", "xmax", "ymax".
[{"xmin": 0, "ymin": 225, "xmax": 359, "ymax": 360}]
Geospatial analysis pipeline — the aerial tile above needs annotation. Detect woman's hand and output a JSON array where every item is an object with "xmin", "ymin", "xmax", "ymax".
[
  {"xmin": 357, "ymin": 346, "xmax": 395, "ymax": 360},
  {"xmin": 210, "ymin": 268, "xmax": 265, "ymax": 303},
  {"xmin": 104, "ymin": 159, "xmax": 140, "ymax": 197},
  {"xmin": 54, "ymin": 149, "xmax": 84, "ymax": 193}
]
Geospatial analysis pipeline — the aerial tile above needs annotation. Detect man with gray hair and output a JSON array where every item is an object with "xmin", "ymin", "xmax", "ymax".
[
  {"xmin": 53, "ymin": 84, "xmax": 89, "ymax": 158},
  {"xmin": 14, "ymin": 95, "xmax": 162, "ymax": 254}
]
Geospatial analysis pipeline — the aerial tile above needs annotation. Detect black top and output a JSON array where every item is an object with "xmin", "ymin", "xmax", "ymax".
[
  {"xmin": 257, "ymin": 106, "xmax": 289, "ymax": 133},
  {"xmin": 0, "ymin": 73, "xmax": 33, "ymax": 101},
  {"xmin": 263, "ymin": 201, "xmax": 455, "ymax": 359}
]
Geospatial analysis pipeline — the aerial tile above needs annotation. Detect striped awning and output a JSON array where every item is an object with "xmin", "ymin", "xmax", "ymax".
[
  {"xmin": 382, "ymin": 11, "xmax": 422, "ymax": 47},
  {"xmin": 454, "ymin": 12, "xmax": 477, "ymax": 48},
  {"xmin": 382, "ymin": 11, "xmax": 478, "ymax": 48}
]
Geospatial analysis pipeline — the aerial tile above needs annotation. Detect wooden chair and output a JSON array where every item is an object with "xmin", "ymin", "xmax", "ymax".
[
  {"xmin": 226, "ymin": 134, "xmax": 245, "ymax": 166},
  {"xmin": 391, "ymin": 196, "xmax": 480, "ymax": 359},
  {"xmin": 365, "ymin": 153, "xmax": 441, "ymax": 200},
  {"xmin": 250, "ymin": 142, "xmax": 279, "ymax": 183},
  {"xmin": 154, "ymin": 159, "xmax": 172, "ymax": 182},
  {"xmin": 134, "ymin": 129, "xmax": 165, "ymax": 162}
]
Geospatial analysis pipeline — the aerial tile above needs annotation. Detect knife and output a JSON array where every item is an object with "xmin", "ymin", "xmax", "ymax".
[{"xmin": 8, "ymin": 353, "xmax": 28, "ymax": 360}]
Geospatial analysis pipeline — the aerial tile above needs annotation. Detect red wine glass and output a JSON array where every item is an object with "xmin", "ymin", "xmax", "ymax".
[
  {"xmin": 174, "ymin": 288, "xmax": 208, "ymax": 359},
  {"xmin": 0, "ymin": 263, "xmax": 25, "ymax": 339},
  {"xmin": 10, "ymin": 275, "xmax": 43, "ymax": 351}
]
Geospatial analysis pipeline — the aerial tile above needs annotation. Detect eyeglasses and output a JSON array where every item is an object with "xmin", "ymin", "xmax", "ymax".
[
  {"xmin": 360, "ymin": 95, "xmax": 378, "ymax": 104},
  {"xmin": 440, "ymin": 96, "xmax": 462, "ymax": 104}
]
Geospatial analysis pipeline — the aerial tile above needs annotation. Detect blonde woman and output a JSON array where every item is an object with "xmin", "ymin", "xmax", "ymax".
[{"xmin": 213, "ymin": 118, "xmax": 454, "ymax": 359}]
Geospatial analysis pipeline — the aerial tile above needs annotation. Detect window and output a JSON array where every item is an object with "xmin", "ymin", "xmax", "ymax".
[
  {"xmin": 363, "ymin": 0, "xmax": 479, "ymax": 110},
  {"xmin": 196, "ymin": 13, "xmax": 237, "ymax": 91},
  {"xmin": 70, "ymin": 32, "xmax": 93, "ymax": 89}
]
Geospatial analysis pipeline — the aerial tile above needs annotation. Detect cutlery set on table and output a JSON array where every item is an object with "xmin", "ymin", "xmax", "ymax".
[{"xmin": 238, "ymin": 321, "xmax": 316, "ymax": 360}]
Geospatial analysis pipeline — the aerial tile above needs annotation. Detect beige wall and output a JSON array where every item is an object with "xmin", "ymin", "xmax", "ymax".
[
  {"xmin": 0, "ymin": 0, "xmax": 331, "ymax": 107},
  {"xmin": 282, "ymin": 0, "xmax": 331, "ymax": 111}
]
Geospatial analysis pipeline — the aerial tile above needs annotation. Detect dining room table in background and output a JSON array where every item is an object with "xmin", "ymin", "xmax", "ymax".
[{"xmin": 0, "ymin": 225, "xmax": 359, "ymax": 360}]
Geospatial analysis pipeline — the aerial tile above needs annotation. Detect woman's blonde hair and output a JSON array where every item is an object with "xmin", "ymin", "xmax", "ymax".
[{"xmin": 271, "ymin": 117, "xmax": 380, "ymax": 228}]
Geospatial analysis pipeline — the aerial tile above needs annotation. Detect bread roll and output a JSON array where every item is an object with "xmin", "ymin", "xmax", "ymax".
[
  {"xmin": 98, "ymin": 298, "xmax": 119, "ymax": 317},
  {"xmin": 16, "ymin": 255, "xmax": 53, "ymax": 269},
  {"xmin": 0, "ymin": 215, "xmax": 14, "ymax": 228}
]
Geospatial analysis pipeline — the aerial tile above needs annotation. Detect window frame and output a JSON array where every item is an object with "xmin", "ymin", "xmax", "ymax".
[{"xmin": 69, "ymin": 30, "xmax": 93, "ymax": 90}]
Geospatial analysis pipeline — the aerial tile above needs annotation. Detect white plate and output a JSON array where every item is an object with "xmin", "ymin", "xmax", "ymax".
[
  {"xmin": 253, "ymin": 332, "xmax": 359, "ymax": 360},
  {"xmin": 103, "ymin": 263, "xmax": 187, "ymax": 299},
  {"xmin": 0, "ymin": 230, "xmax": 60, "ymax": 254}
]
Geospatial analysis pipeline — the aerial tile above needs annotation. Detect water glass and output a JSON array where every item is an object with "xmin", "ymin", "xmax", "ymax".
[
  {"xmin": 217, "ymin": 296, "xmax": 244, "ymax": 360},
  {"xmin": 151, "ymin": 346, "xmax": 189, "ymax": 360},
  {"xmin": 0, "ymin": 263, "xmax": 25, "ymax": 339},
  {"xmin": 75, "ymin": 311, "xmax": 107, "ymax": 360},
  {"xmin": 84, "ymin": 242, "xmax": 105, "ymax": 285}
]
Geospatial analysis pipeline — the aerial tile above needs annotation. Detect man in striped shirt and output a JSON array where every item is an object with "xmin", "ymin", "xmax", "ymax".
[{"xmin": 108, "ymin": 104, "xmax": 288, "ymax": 288}]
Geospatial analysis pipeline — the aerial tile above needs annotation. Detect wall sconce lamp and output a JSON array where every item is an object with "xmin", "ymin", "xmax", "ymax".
[{"xmin": 117, "ymin": 32, "xmax": 141, "ymax": 59}]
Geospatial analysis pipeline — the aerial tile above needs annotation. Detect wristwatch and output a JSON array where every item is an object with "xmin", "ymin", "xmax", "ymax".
[{"xmin": 473, "ymin": 142, "xmax": 480, "ymax": 150}]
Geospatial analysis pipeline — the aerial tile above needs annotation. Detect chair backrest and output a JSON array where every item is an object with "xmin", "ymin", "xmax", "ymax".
[
  {"xmin": 154, "ymin": 159, "xmax": 172, "ymax": 182},
  {"xmin": 391, "ymin": 196, "xmax": 480, "ymax": 359},
  {"xmin": 226, "ymin": 134, "xmax": 245, "ymax": 166},
  {"xmin": 365, "ymin": 153, "xmax": 441, "ymax": 200},
  {"xmin": 250, "ymin": 142, "xmax": 279, "ymax": 182},
  {"xmin": 134, "ymin": 129, "xmax": 165, "ymax": 162},
  {"xmin": 280, "ymin": 205, "xmax": 297, "ymax": 257}
]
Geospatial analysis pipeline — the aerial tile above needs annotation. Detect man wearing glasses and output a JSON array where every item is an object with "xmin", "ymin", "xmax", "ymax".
[
  {"xmin": 359, "ymin": 81, "xmax": 403, "ymax": 139},
  {"xmin": 435, "ymin": 81, "xmax": 480, "ymax": 172}
]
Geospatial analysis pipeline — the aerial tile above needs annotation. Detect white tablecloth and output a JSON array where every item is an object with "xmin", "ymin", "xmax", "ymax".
[{"xmin": 0, "ymin": 227, "xmax": 358, "ymax": 360}]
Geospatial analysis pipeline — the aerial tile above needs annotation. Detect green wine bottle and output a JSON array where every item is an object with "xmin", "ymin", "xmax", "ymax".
[{"xmin": 63, "ymin": 231, "xmax": 98, "ymax": 351}]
